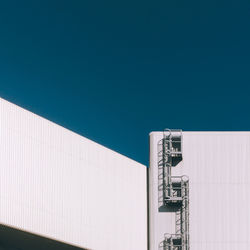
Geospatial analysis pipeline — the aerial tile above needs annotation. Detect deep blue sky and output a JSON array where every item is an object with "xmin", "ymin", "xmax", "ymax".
[{"xmin": 0, "ymin": 0, "xmax": 249, "ymax": 165}]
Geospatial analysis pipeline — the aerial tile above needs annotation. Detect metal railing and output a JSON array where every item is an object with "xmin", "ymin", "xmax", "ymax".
[{"xmin": 159, "ymin": 129, "xmax": 190, "ymax": 250}]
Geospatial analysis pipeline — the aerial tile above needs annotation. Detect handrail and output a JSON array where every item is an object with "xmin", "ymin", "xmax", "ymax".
[{"xmin": 159, "ymin": 129, "xmax": 190, "ymax": 250}]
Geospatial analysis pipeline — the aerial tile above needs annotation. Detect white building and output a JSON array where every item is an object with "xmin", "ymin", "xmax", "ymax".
[
  {"xmin": 149, "ymin": 130, "xmax": 250, "ymax": 250},
  {"xmin": 0, "ymin": 98, "xmax": 147, "ymax": 250},
  {"xmin": 0, "ymin": 97, "xmax": 249, "ymax": 250}
]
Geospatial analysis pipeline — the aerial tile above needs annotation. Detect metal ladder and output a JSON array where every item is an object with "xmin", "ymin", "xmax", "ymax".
[{"xmin": 160, "ymin": 129, "xmax": 190, "ymax": 250}]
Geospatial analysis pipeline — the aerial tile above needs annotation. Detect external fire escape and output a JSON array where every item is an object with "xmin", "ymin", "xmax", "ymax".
[{"xmin": 160, "ymin": 129, "xmax": 190, "ymax": 250}]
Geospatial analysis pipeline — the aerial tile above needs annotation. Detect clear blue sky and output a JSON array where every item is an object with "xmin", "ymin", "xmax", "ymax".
[{"xmin": 0, "ymin": 0, "xmax": 249, "ymax": 165}]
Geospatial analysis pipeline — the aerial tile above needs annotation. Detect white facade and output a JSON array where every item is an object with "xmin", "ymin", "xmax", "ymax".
[
  {"xmin": 149, "ymin": 131, "xmax": 250, "ymax": 250},
  {"xmin": 2, "ymin": 96, "xmax": 250, "ymax": 250},
  {"xmin": 0, "ymin": 98, "xmax": 147, "ymax": 250}
]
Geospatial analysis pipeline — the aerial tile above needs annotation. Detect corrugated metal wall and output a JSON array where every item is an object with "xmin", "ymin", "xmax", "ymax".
[
  {"xmin": 149, "ymin": 131, "xmax": 250, "ymax": 250},
  {"xmin": 0, "ymin": 98, "xmax": 147, "ymax": 250}
]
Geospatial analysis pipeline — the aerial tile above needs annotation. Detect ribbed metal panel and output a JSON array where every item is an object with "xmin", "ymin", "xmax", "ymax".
[
  {"xmin": 149, "ymin": 131, "xmax": 250, "ymax": 250},
  {"xmin": 0, "ymin": 98, "xmax": 147, "ymax": 250}
]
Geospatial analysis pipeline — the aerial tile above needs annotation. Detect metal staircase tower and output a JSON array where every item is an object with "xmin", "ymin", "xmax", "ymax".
[{"xmin": 160, "ymin": 129, "xmax": 190, "ymax": 250}]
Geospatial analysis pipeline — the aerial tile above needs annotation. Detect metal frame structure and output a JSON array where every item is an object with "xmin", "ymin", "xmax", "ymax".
[{"xmin": 160, "ymin": 129, "xmax": 190, "ymax": 250}]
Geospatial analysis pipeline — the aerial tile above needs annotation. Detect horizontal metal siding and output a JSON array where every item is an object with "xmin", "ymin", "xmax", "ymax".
[
  {"xmin": 0, "ymin": 98, "xmax": 147, "ymax": 250},
  {"xmin": 149, "ymin": 131, "xmax": 250, "ymax": 250}
]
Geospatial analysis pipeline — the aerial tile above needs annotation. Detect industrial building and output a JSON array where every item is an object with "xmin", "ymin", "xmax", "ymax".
[
  {"xmin": 0, "ymin": 97, "xmax": 249, "ymax": 250},
  {"xmin": 149, "ymin": 130, "xmax": 250, "ymax": 250},
  {"xmin": 0, "ymin": 98, "xmax": 147, "ymax": 250}
]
